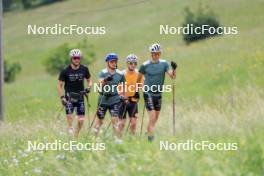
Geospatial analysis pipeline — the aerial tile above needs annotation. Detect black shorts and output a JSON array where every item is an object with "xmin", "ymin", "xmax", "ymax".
[
  {"xmin": 119, "ymin": 101, "xmax": 138, "ymax": 119},
  {"xmin": 143, "ymin": 93, "xmax": 162, "ymax": 111},
  {"xmin": 97, "ymin": 102, "xmax": 121, "ymax": 119},
  {"xmin": 65, "ymin": 100, "xmax": 85, "ymax": 116}
]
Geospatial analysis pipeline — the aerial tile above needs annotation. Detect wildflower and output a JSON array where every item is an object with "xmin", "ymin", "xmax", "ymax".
[
  {"xmin": 56, "ymin": 154, "xmax": 65, "ymax": 160},
  {"xmin": 33, "ymin": 168, "xmax": 42, "ymax": 174}
]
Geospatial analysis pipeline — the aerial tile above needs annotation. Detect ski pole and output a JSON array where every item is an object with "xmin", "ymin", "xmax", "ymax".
[
  {"xmin": 88, "ymin": 94, "xmax": 105, "ymax": 135},
  {"xmin": 104, "ymin": 120, "xmax": 112, "ymax": 136},
  {"xmin": 55, "ymin": 106, "xmax": 64, "ymax": 120},
  {"xmin": 170, "ymin": 61, "xmax": 177, "ymax": 136},
  {"xmin": 140, "ymin": 93, "xmax": 154, "ymax": 136},
  {"xmin": 140, "ymin": 105, "xmax": 145, "ymax": 136},
  {"xmin": 84, "ymin": 93, "xmax": 90, "ymax": 127},
  {"xmin": 172, "ymin": 81, "xmax": 176, "ymax": 136}
]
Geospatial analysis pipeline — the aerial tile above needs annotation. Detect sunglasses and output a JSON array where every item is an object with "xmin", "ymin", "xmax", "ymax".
[
  {"xmin": 72, "ymin": 57, "xmax": 81, "ymax": 60},
  {"xmin": 128, "ymin": 62, "xmax": 137, "ymax": 65}
]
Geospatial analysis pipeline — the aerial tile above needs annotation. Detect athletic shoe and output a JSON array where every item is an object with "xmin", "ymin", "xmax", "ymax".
[
  {"xmin": 68, "ymin": 127, "xmax": 74, "ymax": 135},
  {"xmin": 92, "ymin": 127, "xmax": 99, "ymax": 133},
  {"xmin": 113, "ymin": 136, "xmax": 123, "ymax": 144},
  {"xmin": 148, "ymin": 135, "xmax": 155, "ymax": 142}
]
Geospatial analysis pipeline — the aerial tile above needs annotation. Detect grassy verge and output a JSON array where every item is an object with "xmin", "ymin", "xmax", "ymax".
[{"xmin": 1, "ymin": 87, "xmax": 263, "ymax": 175}]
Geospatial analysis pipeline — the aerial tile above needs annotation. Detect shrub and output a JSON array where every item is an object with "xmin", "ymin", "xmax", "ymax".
[
  {"xmin": 4, "ymin": 60, "xmax": 22, "ymax": 83},
  {"xmin": 3, "ymin": 0, "xmax": 65, "ymax": 11},
  {"xmin": 21, "ymin": 0, "xmax": 65, "ymax": 9},
  {"xmin": 44, "ymin": 39, "xmax": 96, "ymax": 75},
  {"xmin": 3, "ymin": 0, "xmax": 13, "ymax": 11},
  {"xmin": 21, "ymin": 0, "xmax": 32, "ymax": 9},
  {"xmin": 182, "ymin": 6, "xmax": 222, "ymax": 44}
]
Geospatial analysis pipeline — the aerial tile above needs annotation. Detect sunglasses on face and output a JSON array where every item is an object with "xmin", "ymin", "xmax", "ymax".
[
  {"xmin": 128, "ymin": 62, "xmax": 137, "ymax": 65},
  {"xmin": 72, "ymin": 57, "xmax": 81, "ymax": 60}
]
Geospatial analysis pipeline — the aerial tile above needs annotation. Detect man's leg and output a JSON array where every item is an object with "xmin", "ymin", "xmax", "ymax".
[
  {"xmin": 111, "ymin": 117, "xmax": 120, "ymax": 137},
  {"xmin": 74, "ymin": 101, "xmax": 86, "ymax": 138},
  {"xmin": 147, "ymin": 110, "xmax": 156, "ymax": 136},
  {"xmin": 119, "ymin": 119, "xmax": 126, "ymax": 133},
  {"xmin": 110, "ymin": 102, "xmax": 122, "ymax": 138},
  {"xmin": 118, "ymin": 102, "xmax": 127, "ymax": 134},
  {"xmin": 128, "ymin": 102, "xmax": 138, "ymax": 135},
  {"xmin": 94, "ymin": 118, "xmax": 104, "ymax": 136},
  {"xmin": 147, "ymin": 110, "xmax": 160, "ymax": 132},
  {"xmin": 152, "ymin": 96, "xmax": 161, "ymax": 127},
  {"xmin": 130, "ymin": 117, "xmax": 137, "ymax": 135},
  {"xmin": 75, "ymin": 116, "xmax": 84, "ymax": 138},
  {"xmin": 66, "ymin": 114, "xmax": 74, "ymax": 132},
  {"xmin": 65, "ymin": 102, "xmax": 74, "ymax": 134},
  {"xmin": 144, "ymin": 94, "xmax": 155, "ymax": 139},
  {"xmin": 146, "ymin": 95, "xmax": 162, "ymax": 141},
  {"xmin": 154, "ymin": 111, "xmax": 160, "ymax": 123},
  {"xmin": 94, "ymin": 105, "xmax": 107, "ymax": 136}
]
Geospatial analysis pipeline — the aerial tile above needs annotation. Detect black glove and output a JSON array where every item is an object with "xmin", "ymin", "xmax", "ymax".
[
  {"xmin": 84, "ymin": 87, "xmax": 90, "ymax": 94},
  {"xmin": 104, "ymin": 75, "xmax": 113, "ymax": 82},
  {"xmin": 171, "ymin": 61, "xmax": 177, "ymax": 70},
  {"xmin": 60, "ymin": 96, "xmax": 68, "ymax": 106},
  {"xmin": 133, "ymin": 92, "xmax": 140, "ymax": 99}
]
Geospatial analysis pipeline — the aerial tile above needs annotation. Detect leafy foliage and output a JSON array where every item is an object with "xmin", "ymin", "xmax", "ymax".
[
  {"xmin": 182, "ymin": 6, "xmax": 222, "ymax": 44},
  {"xmin": 4, "ymin": 60, "xmax": 22, "ymax": 83},
  {"xmin": 44, "ymin": 39, "xmax": 96, "ymax": 75}
]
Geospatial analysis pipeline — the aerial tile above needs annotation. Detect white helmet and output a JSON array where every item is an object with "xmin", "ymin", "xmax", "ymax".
[
  {"xmin": 149, "ymin": 43, "xmax": 162, "ymax": 53},
  {"xmin": 69, "ymin": 49, "xmax": 82, "ymax": 58},
  {"xmin": 126, "ymin": 54, "xmax": 138, "ymax": 63}
]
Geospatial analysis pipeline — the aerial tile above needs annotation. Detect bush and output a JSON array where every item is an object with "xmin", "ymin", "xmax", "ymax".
[
  {"xmin": 3, "ymin": 0, "xmax": 13, "ymax": 11},
  {"xmin": 182, "ymin": 6, "xmax": 222, "ymax": 44},
  {"xmin": 21, "ymin": 0, "xmax": 31, "ymax": 9},
  {"xmin": 44, "ymin": 39, "xmax": 96, "ymax": 75},
  {"xmin": 39, "ymin": 0, "xmax": 64, "ymax": 5},
  {"xmin": 21, "ymin": 0, "xmax": 64, "ymax": 9},
  {"xmin": 4, "ymin": 60, "xmax": 22, "ymax": 83},
  {"xmin": 3, "ymin": 0, "xmax": 65, "ymax": 11}
]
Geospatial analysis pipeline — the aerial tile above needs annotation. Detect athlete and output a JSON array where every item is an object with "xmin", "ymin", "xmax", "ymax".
[
  {"xmin": 93, "ymin": 53, "xmax": 126, "ymax": 142},
  {"xmin": 137, "ymin": 43, "xmax": 177, "ymax": 141},
  {"xmin": 57, "ymin": 49, "xmax": 93, "ymax": 138},
  {"xmin": 119, "ymin": 54, "xmax": 144, "ymax": 135}
]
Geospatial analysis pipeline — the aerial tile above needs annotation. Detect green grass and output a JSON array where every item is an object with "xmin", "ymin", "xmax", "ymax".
[
  {"xmin": 1, "ymin": 87, "xmax": 264, "ymax": 175},
  {"xmin": 4, "ymin": 0, "xmax": 264, "ymax": 120},
  {"xmin": 2, "ymin": 0, "xmax": 264, "ymax": 175}
]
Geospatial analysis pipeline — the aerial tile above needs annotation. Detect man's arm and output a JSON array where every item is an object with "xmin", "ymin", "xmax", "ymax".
[
  {"xmin": 85, "ymin": 67, "xmax": 93, "ymax": 88},
  {"xmin": 136, "ymin": 73, "xmax": 143, "ymax": 84},
  {"xmin": 167, "ymin": 70, "xmax": 176, "ymax": 79},
  {"xmin": 57, "ymin": 80, "xmax": 64, "ymax": 97},
  {"xmin": 167, "ymin": 61, "xmax": 177, "ymax": 79},
  {"xmin": 86, "ymin": 78, "xmax": 93, "ymax": 88},
  {"xmin": 137, "ymin": 64, "xmax": 145, "ymax": 86},
  {"xmin": 98, "ymin": 76, "xmax": 111, "ymax": 86}
]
